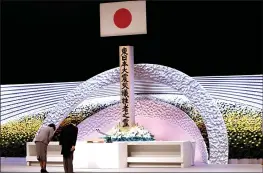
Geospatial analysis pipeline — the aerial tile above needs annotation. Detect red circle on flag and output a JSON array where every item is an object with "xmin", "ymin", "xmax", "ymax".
[{"xmin": 113, "ymin": 8, "xmax": 132, "ymax": 29}]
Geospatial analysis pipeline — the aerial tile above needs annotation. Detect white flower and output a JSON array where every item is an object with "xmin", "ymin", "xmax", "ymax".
[
  {"xmin": 106, "ymin": 123, "xmax": 154, "ymax": 140},
  {"xmin": 111, "ymin": 134, "xmax": 117, "ymax": 138}
]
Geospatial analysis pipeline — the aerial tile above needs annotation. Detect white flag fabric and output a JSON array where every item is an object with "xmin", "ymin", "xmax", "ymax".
[{"xmin": 100, "ymin": 1, "xmax": 147, "ymax": 37}]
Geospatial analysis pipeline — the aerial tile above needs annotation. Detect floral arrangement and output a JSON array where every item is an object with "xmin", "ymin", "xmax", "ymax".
[
  {"xmin": 0, "ymin": 116, "xmax": 43, "ymax": 157},
  {"xmin": 225, "ymin": 114, "xmax": 263, "ymax": 159},
  {"xmin": 104, "ymin": 124, "xmax": 155, "ymax": 142},
  {"xmin": 0, "ymin": 99, "xmax": 262, "ymax": 159}
]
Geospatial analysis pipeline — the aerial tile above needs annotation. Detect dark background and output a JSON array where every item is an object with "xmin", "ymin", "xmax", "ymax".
[{"xmin": 1, "ymin": 1, "xmax": 262, "ymax": 84}]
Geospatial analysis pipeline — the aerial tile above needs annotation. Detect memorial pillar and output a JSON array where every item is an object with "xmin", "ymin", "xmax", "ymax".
[{"xmin": 119, "ymin": 46, "xmax": 135, "ymax": 127}]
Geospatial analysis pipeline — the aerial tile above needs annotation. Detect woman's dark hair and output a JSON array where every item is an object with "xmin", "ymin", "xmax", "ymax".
[{"xmin": 48, "ymin": 123, "xmax": 56, "ymax": 131}]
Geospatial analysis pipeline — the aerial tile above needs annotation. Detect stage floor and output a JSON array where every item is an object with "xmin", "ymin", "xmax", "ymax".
[{"xmin": 1, "ymin": 158, "xmax": 262, "ymax": 173}]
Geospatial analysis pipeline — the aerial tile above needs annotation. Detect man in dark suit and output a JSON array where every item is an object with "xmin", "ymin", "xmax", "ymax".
[{"xmin": 59, "ymin": 120, "xmax": 78, "ymax": 173}]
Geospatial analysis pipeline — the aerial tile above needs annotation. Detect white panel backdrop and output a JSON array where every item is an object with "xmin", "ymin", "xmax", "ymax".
[{"xmin": 1, "ymin": 74, "xmax": 262, "ymax": 124}]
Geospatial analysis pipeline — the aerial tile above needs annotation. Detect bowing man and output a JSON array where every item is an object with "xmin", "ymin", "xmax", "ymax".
[{"xmin": 59, "ymin": 120, "xmax": 78, "ymax": 173}]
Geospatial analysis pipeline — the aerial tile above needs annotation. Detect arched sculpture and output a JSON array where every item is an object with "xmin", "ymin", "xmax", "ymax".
[{"xmin": 38, "ymin": 64, "xmax": 229, "ymax": 164}]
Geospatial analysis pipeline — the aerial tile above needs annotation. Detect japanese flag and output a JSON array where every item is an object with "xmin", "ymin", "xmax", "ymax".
[{"xmin": 100, "ymin": 1, "xmax": 147, "ymax": 37}]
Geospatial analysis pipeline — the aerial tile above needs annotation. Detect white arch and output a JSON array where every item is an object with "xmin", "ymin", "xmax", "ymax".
[{"xmin": 39, "ymin": 64, "xmax": 228, "ymax": 164}]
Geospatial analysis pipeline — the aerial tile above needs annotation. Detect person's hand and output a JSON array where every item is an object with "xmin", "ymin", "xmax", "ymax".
[{"xmin": 71, "ymin": 146, "xmax": 75, "ymax": 151}]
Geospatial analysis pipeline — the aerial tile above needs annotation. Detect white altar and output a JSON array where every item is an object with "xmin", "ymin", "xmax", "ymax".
[
  {"xmin": 26, "ymin": 141, "xmax": 195, "ymax": 168},
  {"xmin": 73, "ymin": 141, "xmax": 127, "ymax": 168}
]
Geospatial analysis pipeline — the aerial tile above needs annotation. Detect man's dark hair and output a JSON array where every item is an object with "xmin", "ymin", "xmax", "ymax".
[
  {"xmin": 48, "ymin": 123, "xmax": 56, "ymax": 131},
  {"xmin": 71, "ymin": 120, "xmax": 78, "ymax": 125}
]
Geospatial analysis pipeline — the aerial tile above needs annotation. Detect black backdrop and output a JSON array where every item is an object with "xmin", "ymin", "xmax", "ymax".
[{"xmin": 1, "ymin": 1, "xmax": 262, "ymax": 84}]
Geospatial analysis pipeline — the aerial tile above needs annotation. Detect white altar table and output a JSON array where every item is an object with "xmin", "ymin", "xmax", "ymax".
[{"xmin": 26, "ymin": 141, "xmax": 195, "ymax": 168}]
